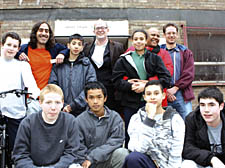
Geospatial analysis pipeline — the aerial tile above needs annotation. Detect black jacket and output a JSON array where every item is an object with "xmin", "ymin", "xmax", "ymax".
[
  {"xmin": 112, "ymin": 50, "xmax": 171, "ymax": 109},
  {"xmin": 182, "ymin": 106, "xmax": 225, "ymax": 166},
  {"xmin": 84, "ymin": 39, "xmax": 125, "ymax": 68},
  {"xmin": 49, "ymin": 53, "xmax": 97, "ymax": 116}
]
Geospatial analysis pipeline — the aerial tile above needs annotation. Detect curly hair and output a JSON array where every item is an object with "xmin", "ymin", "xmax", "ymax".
[{"xmin": 28, "ymin": 21, "xmax": 55, "ymax": 50}]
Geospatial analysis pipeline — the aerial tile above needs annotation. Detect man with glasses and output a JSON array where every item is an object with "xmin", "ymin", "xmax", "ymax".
[
  {"xmin": 84, "ymin": 19, "xmax": 125, "ymax": 113},
  {"xmin": 161, "ymin": 23, "xmax": 195, "ymax": 120}
]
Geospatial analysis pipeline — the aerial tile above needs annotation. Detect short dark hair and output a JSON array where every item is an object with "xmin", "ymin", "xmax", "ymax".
[
  {"xmin": 163, "ymin": 23, "xmax": 179, "ymax": 34},
  {"xmin": 131, "ymin": 29, "xmax": 148, "ymax": 40},
  {"xmin": 198, "ymin": 87, "xmax": 224, "ymax": 105},
  {"xmin": 28, "ymin": 21, "xmax": 55, "ymax": 50},
  {"xmin": 84, "ymin": 81, "xmax": 107, "ymax": 98},
  {"xmin": 68, "ymin": 34, "xmax": 84, "ymax": 45},
  {"xmin": 144, "ymin": 80, "xmax": 163, "ymax": 93},
  {"xmin": 2, "ymin": 32, "xmax": 21, "ymax": 47}
]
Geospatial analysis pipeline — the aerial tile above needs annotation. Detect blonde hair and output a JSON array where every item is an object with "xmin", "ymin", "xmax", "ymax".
[{"xmin": 39, "ymin": 84, "xmax": 64, "ymax": 103}]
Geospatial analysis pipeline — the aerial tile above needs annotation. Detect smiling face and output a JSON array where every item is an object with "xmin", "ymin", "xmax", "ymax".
[
  {"xmin": 93, "ymin": 20, "xmax": 109, "ymax": 40},
  {"xmin": 86, "ymin": 89, "xmax": 107, "ymax": 117},
  {"xmin": 164, "ymin": 26, "xmax": 178, "ymax": 46},
  {"xmin": 40, "ymin": 92, "xmax": 64, "ymax": 124},
  {"xmin": 68, "ymin": 39, "xmax": 84, "ymax": 57},
  {"xmin": 2, "ymin": 36, "xmax": 20, "ymax": 60},
  {"xmin": 147, "ymin": 28, "xmax": 160, "ymax": 47},
  {"xmin": 200, "ymin": 98, "xmax": 223, "ymax": 127},
  {"xmin": 36, "ymin": 23, "xmax": 50, "ymax": 47},
  {"xmin": 143, "ymin": 84, "xmax": 165, "ymax": 108},
  {"xmin": 132, "ymin": 32, "xmax": 147, "ymax": 53}
]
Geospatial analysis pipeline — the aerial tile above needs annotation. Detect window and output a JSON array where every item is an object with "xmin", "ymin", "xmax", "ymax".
[{"xmin": 187, "ymin": 27, "xmax": 225, "ymax": 85}]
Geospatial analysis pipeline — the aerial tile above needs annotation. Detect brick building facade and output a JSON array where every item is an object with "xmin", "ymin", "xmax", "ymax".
[{"xmin": 1, "ymin": 0, "xmax": 225, "ymax": 108}]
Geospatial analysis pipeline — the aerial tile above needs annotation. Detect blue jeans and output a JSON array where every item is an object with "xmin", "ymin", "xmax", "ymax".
[
  {"xmin": 184, "ymin": 100, "xmax": 193, "ymax": 114},
  {"xmin": 168, "ymin": 90, "xmax": 190, "ymax": 120}
]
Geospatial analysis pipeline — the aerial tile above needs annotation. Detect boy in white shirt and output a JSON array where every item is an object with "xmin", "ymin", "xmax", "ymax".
[{"xmin": 0, "ymin": 32, "xmax": 40, "ymax": 157}]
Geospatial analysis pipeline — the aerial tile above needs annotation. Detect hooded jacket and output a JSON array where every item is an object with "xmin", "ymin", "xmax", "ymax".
[
  {"xmin": 49, "ymin": 52, "xmax": 97, "ymax": 116},
  {"xmin": 128, "ymin": 106, "xmax": 185, "ymax": 168}
]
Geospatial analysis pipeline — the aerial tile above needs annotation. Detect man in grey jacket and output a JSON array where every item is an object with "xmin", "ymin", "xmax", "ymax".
[{"xmin": 76, "ymin": 81, "xmax": 128, "ymax": 168}]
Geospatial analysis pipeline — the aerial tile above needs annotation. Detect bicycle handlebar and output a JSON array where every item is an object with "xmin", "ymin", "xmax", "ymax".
[{"xmin": 0, "ymin": 87, "xmax": 31, "ymax": 98}]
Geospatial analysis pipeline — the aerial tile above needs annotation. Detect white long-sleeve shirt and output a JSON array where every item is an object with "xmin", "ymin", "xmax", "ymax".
[{"xmin": 0, "ymin": 57, "xmax": 40, "ymax": 119}]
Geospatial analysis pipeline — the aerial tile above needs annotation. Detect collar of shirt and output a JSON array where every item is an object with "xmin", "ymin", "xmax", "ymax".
[
  {"xmin": 95, "ymin": 39, "xmax": 108, "ymax": 47},
  {"xmin": 167, "ymin": 44, "xmax": 180, "ymax": 52},
  {"xmin": 133, "ymin": 48, "xmax": 147, "ymax": 57}
]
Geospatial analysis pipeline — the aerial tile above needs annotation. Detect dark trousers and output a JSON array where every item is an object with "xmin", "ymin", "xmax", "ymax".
[
  {"xmin": 105, "ymin": 86, "xmax": 123, "ymax": 114},
  {"xmin": 123, "ymin": 152, "xmax": 157, "ymax": 168},
  {"xmin": 6, "ymin": 117, "xmax": 23, "ymax": 152},
  {"xmin": 123, "ymin": 101, "xmax": 145, "ymax": 148}
]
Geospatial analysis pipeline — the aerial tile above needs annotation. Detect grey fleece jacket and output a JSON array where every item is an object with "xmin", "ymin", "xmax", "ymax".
[
  {"xmin": 13, "ymin": 111, "xmax": 80, "ymax": 168},
  {"xmin": 76, "ymin": 106, "xmax": 124, "ymax": 166}
]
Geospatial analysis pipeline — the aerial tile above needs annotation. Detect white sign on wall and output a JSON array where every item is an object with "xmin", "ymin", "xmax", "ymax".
[{"xmin": 54, "ymin": 20, "xmax": 129, "ymax": 36}]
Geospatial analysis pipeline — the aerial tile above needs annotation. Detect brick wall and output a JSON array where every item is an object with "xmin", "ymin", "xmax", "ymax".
[
  {"xmin": 1, "ymin": 0, "xmax": 225, "ymax": 10},
  {"xmin": 0, "ymin": 20, "xmax": 54, "ymax": 43},
  {"xmin": 192, "ymin": 85, "xmax": 225, "ymax": 110},
  {"xmin": 0, "ymin": 19, "xmax": 185, "ymax": 47},
  {"xmin": 128, "ymin": 20, "xmax": 186, "ymax": 45}
]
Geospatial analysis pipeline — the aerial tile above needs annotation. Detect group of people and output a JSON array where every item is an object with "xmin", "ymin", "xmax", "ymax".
[{"xmin": 0, "ymin": 18, "xmax": 224, "ymax": 168}]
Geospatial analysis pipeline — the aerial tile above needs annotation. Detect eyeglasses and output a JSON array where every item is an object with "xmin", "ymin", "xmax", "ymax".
[{"xmin": 95, "ymin": 27, "xmax": 107, "ymax": 30}]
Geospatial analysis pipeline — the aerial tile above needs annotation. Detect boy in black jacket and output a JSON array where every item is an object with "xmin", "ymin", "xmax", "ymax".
[{"xmin": 182, "ymin": 87, "xmax": 225, "ymax": 168}]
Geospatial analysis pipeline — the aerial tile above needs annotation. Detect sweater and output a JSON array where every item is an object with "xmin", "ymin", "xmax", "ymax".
[
  {"xmin": 128, "ymin": 106, "xmax": 185, "ymax": 168},
  {"xmin": 12, "ymin": 111, "xmax": 80, "ymax": 168},
  {"xmin": 76, "ymin": 106, "xmax": 124, "ymax": 165},
  {"xmin": 0, "ymin": 57, "xmax": 40, "ymax": 119}
]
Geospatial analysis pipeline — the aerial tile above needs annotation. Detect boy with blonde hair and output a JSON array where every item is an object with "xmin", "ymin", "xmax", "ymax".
[{"xmin": 13, "ymin": 84, "xmax": 81, "ymax": 168}]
